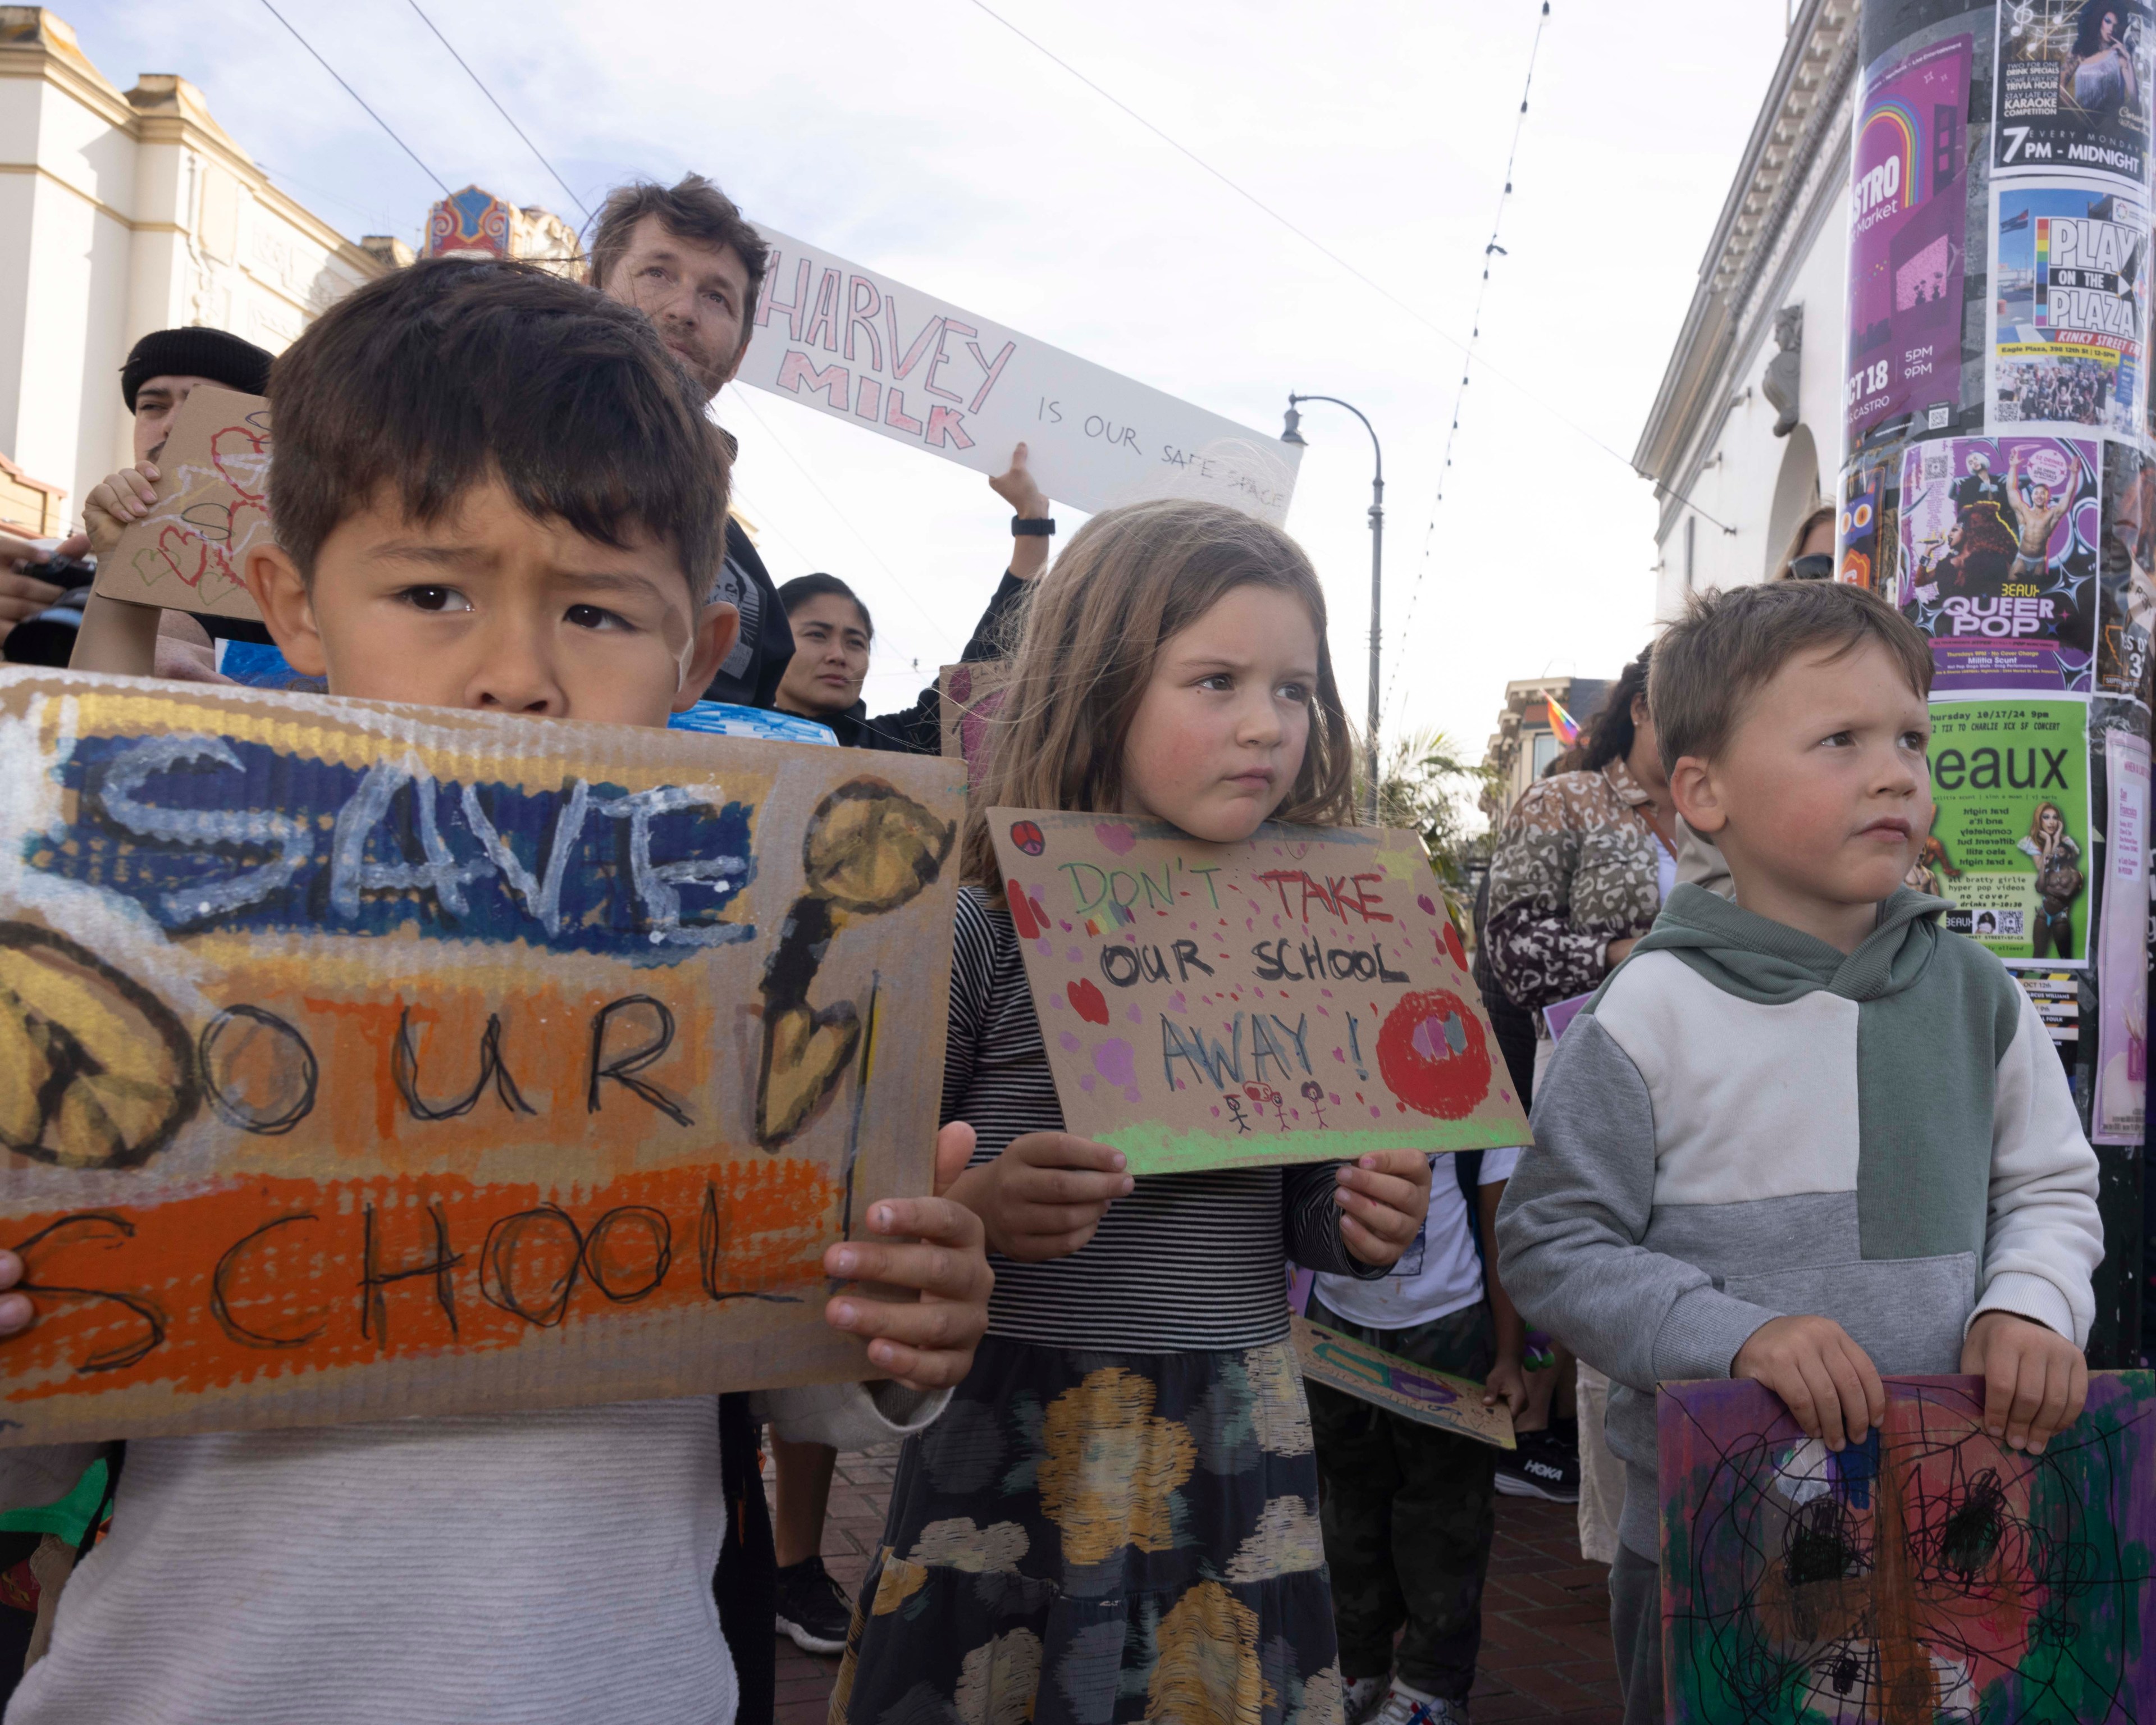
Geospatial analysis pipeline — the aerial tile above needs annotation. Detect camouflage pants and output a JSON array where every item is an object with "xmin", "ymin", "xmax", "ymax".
[{"xmin": 1305, "ymin": 1297, "xmax": 1496, "ymax": 1701}]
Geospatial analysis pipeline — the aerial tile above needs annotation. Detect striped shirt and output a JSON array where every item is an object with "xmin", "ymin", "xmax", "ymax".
[{"xmin": 944, "ymin": 886, "xmax": 1378, "ymax": 1352}]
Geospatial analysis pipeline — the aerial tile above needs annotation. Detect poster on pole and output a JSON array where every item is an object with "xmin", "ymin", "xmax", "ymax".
[
  {"xmin": 89, "ymin": 387, "xmax": 268, "ymax": 621},
  {"xmin": 1993, "ymin": 0, "xmax": 2156, "ymax": 184},
  {"xmin": 1926, "ymin": 696, "xmax": 2093, "ymax": 964},
  {"xmin": 1835, "ymin": 446, "xmax": 1899, "ymax": 591},
  {"xmin": 1989, "ymin": 184, "xmax": 2150, "ymax": 438},
  {"xmin": 2099, "ymin": 441, "xmax": 2156, "ymax": 699},
  {"xmin": 985, "ymin": 811, "xmax": 1528, "ymax": 1175},
  {"xmin": 1897, "ymin": 435, "xmax": 2096, "ymax": 690},
  {"xmin": 0, "ymin": 669, "xmax": 962, "ymax": 1445},
  {"xmin": 1847, "ymin": 33, "xmax": 1972, "ymax": 447},
  {"xmin": 2097, "ymin": 727, "xmax": 2150, "ymax": 1142},
  {"xmin": 737, "ymin": 227, "xmax": 1300, "ymax": 525}
]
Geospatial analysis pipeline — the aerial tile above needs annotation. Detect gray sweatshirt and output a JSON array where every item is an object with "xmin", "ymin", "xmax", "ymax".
[{"xmin": 1496, "ymin": 884, "xmax": 2103, "ymax": 1560}]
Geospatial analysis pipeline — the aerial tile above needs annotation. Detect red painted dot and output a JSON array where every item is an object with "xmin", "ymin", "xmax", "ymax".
[{"xmin": 1376, "ymin": 988, "xmax": 1493, "ymax": 1120}]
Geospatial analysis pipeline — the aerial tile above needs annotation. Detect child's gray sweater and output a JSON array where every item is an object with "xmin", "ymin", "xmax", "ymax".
[{"xmin": 1496, "ymin": 884, "xmax": 2103, "ymax": 1560}]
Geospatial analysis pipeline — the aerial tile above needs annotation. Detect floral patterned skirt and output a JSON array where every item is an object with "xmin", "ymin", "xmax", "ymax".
[{"xmin": 830, "ymin": 1334, "xmax": 1344, "ymax": 1725}]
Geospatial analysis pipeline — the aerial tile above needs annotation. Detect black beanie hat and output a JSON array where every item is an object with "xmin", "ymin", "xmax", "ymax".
[{"xmin": 120, "ymin": 326, "xmax": 275, "ymax": 411}]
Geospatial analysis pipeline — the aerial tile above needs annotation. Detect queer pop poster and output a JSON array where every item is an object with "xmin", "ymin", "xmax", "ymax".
[
  {"xmin": 2098, "ymin": 728, "xmax": 2150, "ymax": 1141},
  {"xmin": 1659, "ymin": 1372, "xmax": 2156, "ymax": 1725},
  {"xmin": 1926, "ymin": 696, "xmax": 2093, "ymax": 963},
  {"xmin": 1290, "ymin": 1315, "xmax": 1514, "ymax": 1449},
  {"xmin": 0, "ymin": 670, "xmax": 962, "ymax": 1445},
  {"xmin": 986, "ymin": 811, "xmax": 1528, "ymax": 1175},
  {"xmin": 737, "ymin": 227, "xmax": 1299, "ymax": 526},
  {"xmin": 1990, "ymin": 184, "xmax": 2150, "ymax": 439},
  {"xmin": 1994, "ymin": 0, "xmax": 2156, "ymax": 185},
  {"xmin": 1897, "ymin": 435, "xmax": 2096, "ymax": 688},
  {"xmin": 2099, "ymin": 441, "xmax": 2156, "ymax": 697},
  {"xmin": 1847, "ymin": 33, "xmax": 1971, "ymax": 446},
  {"xmin": 90, "ymin": 387, "xmax": 267, "ymax": 622}
]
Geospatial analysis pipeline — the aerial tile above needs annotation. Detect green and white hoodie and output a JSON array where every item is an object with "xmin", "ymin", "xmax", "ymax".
[{"xmin": 1496, "ymin": 883, "xmax": 2103, "ymax": 1561}]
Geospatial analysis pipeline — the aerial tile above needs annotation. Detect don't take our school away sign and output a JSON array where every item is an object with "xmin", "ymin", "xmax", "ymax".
[{"xmin": 988, "ymin": 811, "xmax": 1528, "ymax": 1174}]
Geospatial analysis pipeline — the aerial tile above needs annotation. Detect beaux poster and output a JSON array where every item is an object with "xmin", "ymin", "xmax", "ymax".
[
  {"xmin": 1897, "ymin": 434, "xmax": 2098, "ymax": 689},
  {"xmin": 1847, "ymin": 34, "xmax": 1972, "ymax": 446},
  {"xmin": 1926, "ymin": 697, "xmax": 2094, "ymax": 965}
]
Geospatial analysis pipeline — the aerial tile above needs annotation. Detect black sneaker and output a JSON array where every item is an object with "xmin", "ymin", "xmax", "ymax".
[
  {"xmin": 1494, "ymin": 1426, "xmax": 1580, "ymax": 1502},
  {"xmin": 774, "ymin": 1555, "xmax": 855, "ymax": 1655}
]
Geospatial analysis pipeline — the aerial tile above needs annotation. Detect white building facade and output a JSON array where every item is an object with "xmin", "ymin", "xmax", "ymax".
[
  {"xmin": 1634, "ymin": 0, "xmax": 1861, "ymax": 615},
  {"xmin": 0, "ymin": 7, "xmax": 392, "ymax": 531}
]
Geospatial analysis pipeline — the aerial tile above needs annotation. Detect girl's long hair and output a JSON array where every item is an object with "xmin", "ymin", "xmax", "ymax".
[
  {"xmin": 1582, "ymin": 649, "xmax": 1653, "ymax": 773},
  {"xmin": 960, "ymin": 498, "xmax": 1356, "ymax": 889}
]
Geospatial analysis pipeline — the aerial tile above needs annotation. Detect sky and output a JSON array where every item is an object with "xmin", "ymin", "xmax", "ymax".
[{"xmin": 63, "ymin": 0, "xmax": 1792, "ymax": 787}]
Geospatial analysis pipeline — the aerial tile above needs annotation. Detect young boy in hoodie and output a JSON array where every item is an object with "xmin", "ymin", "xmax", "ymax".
[
  {"xmin": 0, "ymin": 259, "xmax": 993, "ymax": 1725},
  {"xmin": 1496, "ymin": 579, "xmax": 2103, "ymax": 1725}
]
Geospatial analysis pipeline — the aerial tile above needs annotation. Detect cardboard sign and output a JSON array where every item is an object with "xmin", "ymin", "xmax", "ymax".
[
  {"xmin": 1660, "ymin": 1371, "xmax": 2156, "ymax": 1724},
  {"xmin": 1291, "ymin": 1315, "xmax": 1514, "ymax": 1449},
  {"xmin": 0, "ymin": 669, "xmax": 962, "ymax": 1445},
  {"xmin": 739, "ymin": 227, "xmax": 1300, "ymax": 524},
  {"xmin": 93, "ymin": 387, "xmax": 270, "ymax": 620},
  {"xmin": 937, "ymin": 661, "xmax": 1012, "ymax": 793},
  {"xmin": 987, "ymin": 811, "xmax": 1528, "ymax": 1174}
]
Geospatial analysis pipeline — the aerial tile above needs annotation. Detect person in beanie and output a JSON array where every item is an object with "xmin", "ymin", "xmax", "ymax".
[{"xmin": 68, "ymin": 326, "xmax": 278, "ymax": 673}]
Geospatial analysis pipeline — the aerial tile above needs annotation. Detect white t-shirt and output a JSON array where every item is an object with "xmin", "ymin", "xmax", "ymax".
[{"xmin": 1313, "ymin": 1146, "xmax": 1520, "ymax": 1328}]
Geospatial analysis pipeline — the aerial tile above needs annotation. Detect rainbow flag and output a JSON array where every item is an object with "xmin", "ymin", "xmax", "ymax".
[{"xmin": 1546, "ymin": 694, "xmax": 1581, "ymax": 746}]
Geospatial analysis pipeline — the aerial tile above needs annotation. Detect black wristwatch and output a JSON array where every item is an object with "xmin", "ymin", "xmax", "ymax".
[{"xmin": 1011, "ymin": 517, "xmax": 1055, "ymax": 537}]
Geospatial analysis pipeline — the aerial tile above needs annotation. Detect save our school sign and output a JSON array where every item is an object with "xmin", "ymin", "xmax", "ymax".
[
  {"xmin": 0, "ymin": 670, "xmax": 961, "ymax": 1444},
  {"xmin": 738, "ymin": 226, "xmax": 1301, "ymax": 524},
  {"xmin": 989, "ymin": 811, "xmax": 1528, "ymax": 1174}
]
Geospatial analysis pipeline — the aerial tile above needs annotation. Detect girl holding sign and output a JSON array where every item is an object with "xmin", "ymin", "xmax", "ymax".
[{"xmin": 832, "ymin": 499, "xmax": 1433, "ymax": 1722}]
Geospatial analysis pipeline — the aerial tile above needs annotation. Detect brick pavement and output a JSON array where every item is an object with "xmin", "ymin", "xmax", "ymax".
[{"xmin": 769, "ymin": 1448, "xmax": 1622, "ymax": 1724}]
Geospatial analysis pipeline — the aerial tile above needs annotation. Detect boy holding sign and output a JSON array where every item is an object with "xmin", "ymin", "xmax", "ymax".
[{"xmin": 0, "ymin": 260, "xmax": 990, "ymax": 1724}]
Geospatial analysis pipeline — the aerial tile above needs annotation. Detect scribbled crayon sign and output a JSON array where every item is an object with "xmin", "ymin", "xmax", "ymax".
[
  {"xmin": 1291, "ymin": 1315, "xmax": 1514, "ymax": 1448},
  {"xmin": 987, "ymin": 810, "xmax": 1528, "ymax": 1174},
  {"xmin": 0, "ymin": 670, "xmax": 963, "ymax": 1445},
  {"xmin": 93, "ymin": 386, "xmax": 273, "ymax": 622},
  {"xmin": 1659, "ymin": 1372, "xmax": 2156, "ymax": 1725}
]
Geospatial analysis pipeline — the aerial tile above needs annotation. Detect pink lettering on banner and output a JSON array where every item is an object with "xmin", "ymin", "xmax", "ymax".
[
  {"xmin": 924, "ymin": 405, "xmax": 974, "ymax": 450},
  {"xmin": 885, "ymin": 302, "xmax": 943, "ymax": 380},
  {"xmin": 925, "ymin": 320, "xmax": 976, "ymax": 404},
  {"xmin": 758, "ymin": 256, "xmax": 811, "ymax": 342},
  {"xmin": 802, "ymin": 268, "xmax": 842, "ymax": 353},
  {"xmin": 777, "ymin": 350, "xmax": 849, "ymax": 409},
  {"xmin": 853, "ymin": 376, "xmax": 882, "ymax": 421},
  {"xmin": 884, "ymin": 389, "xmax": 925, "ymax": 436},
  {"xmin": 844, "ymin": 277, "xmax": 884, "ymax": 368},
  {"xmin": 966, "ymin": 340, "xmax": 1017, "ymax": 414}
]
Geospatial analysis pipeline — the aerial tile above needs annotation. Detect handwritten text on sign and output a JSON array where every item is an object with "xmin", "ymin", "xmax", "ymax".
[
  {"xmin": 988, "ymin": 812, "xmax": 1527, "ymax": 1174},
  {"xmin": 738, "ymin": 227, "xmax": 1301, "ymax": 524},
  {"xmin": 93, "ymin": 386, "xmax": 269, "ymax": 621},
  {"xmin": 0, "ymin": 672, "xmax": 962, "ymax": 1445}
]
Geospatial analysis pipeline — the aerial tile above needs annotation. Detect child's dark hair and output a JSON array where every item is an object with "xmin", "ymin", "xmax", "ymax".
[
  {"xmin": 960, "ymin": 499, "xmax": 1355, "ymax": 887},
  {"xmin": 1649, "ymin": 580, "xmax": 1933, "ymax": 774},
  {"xmin": 268, "ymin": 258, "xmax": 730, "ymax": 599},
  {"xmin": 778, "ymin": 572, "xmax": 873, "ymax": 638}
]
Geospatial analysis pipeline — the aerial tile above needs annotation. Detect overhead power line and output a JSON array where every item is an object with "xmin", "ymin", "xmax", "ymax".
[
  {"xmin": 402, "ymin": 0, "xmax": 593, "ymax": 220},
  {"xmin": 253, "ymin": 0, "xmax": 449, "ymax": 196},
  {"xmin": 1385, "ymin": 4, "xmax": 1549, "ymax": 729},
  {"xmin": 961, "ymin": 0, "xmax": 1740, "ymax": 540}
]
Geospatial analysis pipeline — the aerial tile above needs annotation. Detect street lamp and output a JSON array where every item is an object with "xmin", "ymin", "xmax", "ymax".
[{"xmin": 1283, "ymin": 394, "xmax": 1383, "ymax": 823}]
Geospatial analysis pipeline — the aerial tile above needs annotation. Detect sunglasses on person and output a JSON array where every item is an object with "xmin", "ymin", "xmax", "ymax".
[{"xmin": 1787, "ymin": 553, "xmax": 1835, "ymax": 580}]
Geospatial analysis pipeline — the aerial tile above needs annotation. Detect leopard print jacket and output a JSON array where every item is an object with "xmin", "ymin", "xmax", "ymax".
[{"xmin": 1485, "ymin": 759, "xmax": 1665, "ymax": 1014}]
